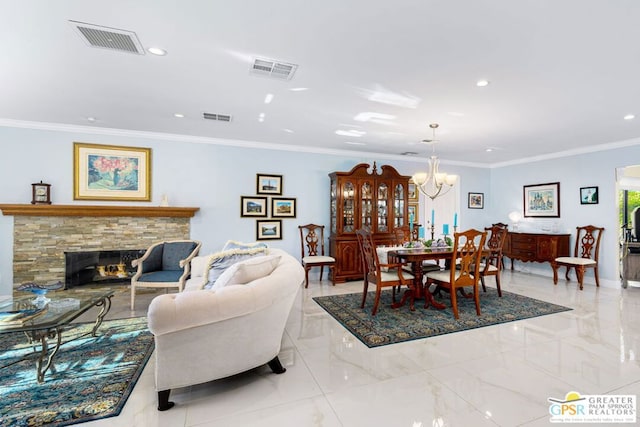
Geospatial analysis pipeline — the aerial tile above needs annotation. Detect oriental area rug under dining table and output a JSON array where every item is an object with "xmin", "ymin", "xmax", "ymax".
[{"xmin": 313, "ymin": 288, "xmax": 572, "ymax": 348}]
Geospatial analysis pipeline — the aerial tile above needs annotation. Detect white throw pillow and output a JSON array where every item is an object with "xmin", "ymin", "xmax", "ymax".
[{"xmin": 213, "ymin": 255, "xmax": 281, "ymax": 290}]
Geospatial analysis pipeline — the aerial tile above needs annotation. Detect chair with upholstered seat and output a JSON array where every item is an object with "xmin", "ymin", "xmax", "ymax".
[
  {"xmin": 425, "ymin": 229, "xmax": 487, "ymax": 319},
  {"xmin": 130, "ymin": 240, "xmax": 202, "ymax": 309},
  {"xmin": 478, "ymin": 224, "xmax": 508, "ymax": 296},
  {"xmin": 298, "ymin": 224, "xmax": 336, "ymax": 288},
  {"xmin": 552, "ymin": 225, "xmax": 604, "ymax": 290},
  {"xmin": 356, "ymin": 228, "xmax": 414, "ymax": 315}
]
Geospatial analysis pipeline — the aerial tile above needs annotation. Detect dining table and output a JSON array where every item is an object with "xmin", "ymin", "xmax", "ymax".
[{"xmin": 388, "ymin": 247, "xmax": 453, "ymax": 311}]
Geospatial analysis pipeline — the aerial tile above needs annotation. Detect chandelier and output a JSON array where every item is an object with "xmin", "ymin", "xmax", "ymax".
[{"xmin": 412, "ymin": 123, "xmax": 458, "ymax": 200}]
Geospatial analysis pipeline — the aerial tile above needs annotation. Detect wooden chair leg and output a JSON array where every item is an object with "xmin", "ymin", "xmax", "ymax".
[
  {"xmin": 594, "ymin": 267, "xmax": 600, "ymax": 287},
  {"xmin": 330, "ymin": 265, "xmax": 336, "ymax": 286},
  {"xmin": 480, "ymin": 276, "xmax": 487, "ymax": 292},
  {"xmin": 495, "ymin": 274, "xmax": 502, "ymax": 297},
  {"xmin": 130, "ymin": 286, "xmax": 135, "ymax": 310},
  {"xmin": 360, "ymin": 279, "xmax": 369, "ymax": 308},
  {"xmin": 551, "ymin": 262, "xmax": 559, "ymax": 285},
  {"xmin": 450, "ymin": 288, "xmax": 459, "ymax": 319},
  {"xmin": 304, "ymin": 267, "xmax": 310, "ymax": 288},
  {"xmin": 319, "ymin": 266, "xmax": 324, "ymax": 281},
  {"xmin": 565, "ymin": 266, "xmax": 572, "ymax": 281},
  {"xmin": 371, "ymin": 286, "xmax": 382, "ymax": 316},
  {"xmin": 473, "ymin": 286, "xmax": 481, "ymax": 316},
  {"xmin": 576, "ymin": 266, "xmax": 585, "ymax": 290}
]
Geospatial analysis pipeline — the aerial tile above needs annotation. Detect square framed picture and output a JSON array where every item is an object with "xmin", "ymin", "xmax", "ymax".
[
  {"xmin": 256, "ymin": 219, "xmax": 282, "ymax": 240},
  {"xmin": 256, "ymin": 174, "xmax": 283, "ymax": 195},
  {"xmin": 271, "ymin": 197, "xmax": 296, "ymax": 218},
  {"xmin": 408, "ymin": 203, "xmax": 419, "ymax": 221},
  {"xmin": 524, "ymin": 182, "xmax": 560, "ymax": 217},
  {"xmin": 73, "ymin": 142, "xmax": 151, "ymax": 201},
  {"xmin": 468, "ymin": 192, "xmax": 484, "ymax": 209},
  {"xmin": 408, "ymin": 180, "xmax": 419, "ymax": 201},
  {"xmin": 580, "ymin": 186, "xmax": 598, "ymax": 205},
  {"xmin": 240, "ymin": 196, "xmax": 268, "ymax": 217}
]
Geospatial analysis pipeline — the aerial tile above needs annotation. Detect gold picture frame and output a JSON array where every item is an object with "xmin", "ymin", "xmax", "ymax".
[{"xmin": 74, "ymin": 142, "xmax": 151, "ymax": 201}]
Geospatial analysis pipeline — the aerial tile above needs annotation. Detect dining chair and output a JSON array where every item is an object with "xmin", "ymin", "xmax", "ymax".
[
  {"xmin": 551, "ymin": 225, "xmax": 604, "ymax": 290},
  {"xmin": 356, "ymin": 228, "xmax": 414, "ymax": 315},
  {"xmin": 298, "ymin": 224, "xmax": 336, "ymax": 288},
  {"xmin": 424, "ymin": 228, "xmax": 487, "ymax": 319},
  {"xmin": 478, "ymin": 224, "xmax": 508, "ymax": 296}
]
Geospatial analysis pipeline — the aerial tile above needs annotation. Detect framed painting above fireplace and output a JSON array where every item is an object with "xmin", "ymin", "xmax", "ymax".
[{"xmin": 73, "ymin": 142, "xmax": 151, "ymax": 201}]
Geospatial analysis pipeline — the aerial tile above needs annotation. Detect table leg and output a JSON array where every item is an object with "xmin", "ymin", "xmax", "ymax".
[
  {"xmin": 410, "ymin": 261, "xmax": 445, "ymax": 310},
  {"xmin": 36, "ymin": 328, "xmax": 61, "ymax": 383},
  {"xmin": 91, "ymin": 295, "xmax": 112, "ymax": 336}
]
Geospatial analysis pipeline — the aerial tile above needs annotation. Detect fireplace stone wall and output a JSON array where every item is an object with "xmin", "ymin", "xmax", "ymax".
[{"xmin": 12, "ymin": 216, "xmax": 191, "ymax": 285}]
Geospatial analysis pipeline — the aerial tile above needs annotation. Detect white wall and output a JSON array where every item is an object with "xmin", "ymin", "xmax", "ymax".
[
  {"xmin": 4, "ymin": 124, "xmax": 631, "ymax": 293},
  {"xmin": 0, "ymin": 125, "xmax": 489, "ymax": 294},
  {"xmin": 489, "ymin": 144, "xmax": 640, "ymax": 287}
]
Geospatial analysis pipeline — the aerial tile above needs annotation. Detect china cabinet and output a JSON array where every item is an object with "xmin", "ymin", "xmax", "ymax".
[{"xmin": 329, "ymin": 163, "xmax": 411, "ymax": 282}]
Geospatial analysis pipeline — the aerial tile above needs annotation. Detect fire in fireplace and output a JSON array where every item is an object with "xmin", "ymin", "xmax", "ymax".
[{"xmin": 64, "ymin": 249, "xmax": 145, "ymax": 288}]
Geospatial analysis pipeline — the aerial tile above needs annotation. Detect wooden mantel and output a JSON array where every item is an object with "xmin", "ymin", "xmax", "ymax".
[{"xmin": 0, "ymin": 204, "xmax": 199, "ymax": 218}]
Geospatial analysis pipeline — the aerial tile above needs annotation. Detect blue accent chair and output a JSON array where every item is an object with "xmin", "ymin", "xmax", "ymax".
[{"xmin": 130, "ymin": 240, "xmax": 202, "ymax": 309}]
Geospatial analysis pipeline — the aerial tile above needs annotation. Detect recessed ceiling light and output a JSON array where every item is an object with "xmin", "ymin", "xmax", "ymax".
[
  {"xmin": 173, "ymin": 113, "xmax": 184, "ymax": 118},
  {"xmin": 624, "ymin": 114, "xmax": 635, "ymax": 120},
  {"xmin": 87, "ymin": 117, "xmax": 96, "ymax": 122},
  {"xmin": 336, "ymin": 130, "xmax": 366, "ymax": 137},
  {"xmin": 289, "ymin": 87, "xmax": 308, "ymax": 92},
  {"xmin": 344, "ymin": 141, "xmax": 366, "ymax": 145},
  {"xmin": 148, "ymin": 47, "xmax": 167, "ymax": 56},
  {"xmin": 258, "ymin": 112, "xmax": 265, "ymax": 122},
  {"xmin": 264, "ymin": 93, "xmax": 274, "ymax": 104},
  {"xmin": 283, "ymin": 128, "xmax": 294, "ymax": 133},
  {"xmin": 476, "ymin": 80, "xmax": 490, "ymax": 87},
  {"xmin": 485, "ymin": 148, "xmax": 493, "ymax": 152}
]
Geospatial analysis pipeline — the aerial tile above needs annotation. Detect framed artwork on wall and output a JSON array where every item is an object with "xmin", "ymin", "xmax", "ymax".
[
  {"xmin": 73, "ymin": 142, "xmax": 151, "ymax": 201},
  {"xmin": 271, "ymin": 197, "xmax": 296, "ymax": 218},
  {"xmin": 408, "ymin": 180, "xmax": 418, "ymax": 201},
  {"xmin": 256, "ymin": 174, "xmax": 283, "ymax": 195},
  {"xmin": 580, "ymin": 186, "xmax": 598, "ymax": 205},
  {"xmin": 523, "ymin": 182, "xmax": 560, "ymax": 217},
  {"xmin": 256, "ymin": 219, "xmax": 282, "ymax": 240},
  {"xmin": 408, "ymin": 203, "xmax": 419, "ymax": 221},
  {"xmin": 468, "ymin": 192, "xmax": 484, "ymax": 209},
  {"xmin": 240, "ymin": 196, "xmax": 268, "ymax": 217}
]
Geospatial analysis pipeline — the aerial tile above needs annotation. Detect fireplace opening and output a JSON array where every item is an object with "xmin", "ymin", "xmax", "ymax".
[{"xmin": 64, "ymin": 249, "xmax": 145, "ymax": 288}]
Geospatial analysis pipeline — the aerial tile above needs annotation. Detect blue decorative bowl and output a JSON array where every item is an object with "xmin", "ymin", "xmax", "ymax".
[{"xmin": 17, "ymin": 281, "xmax": 64, "ymax": 306}]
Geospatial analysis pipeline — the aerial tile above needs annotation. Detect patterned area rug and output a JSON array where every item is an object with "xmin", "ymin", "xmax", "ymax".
[
  {"xmin": 0, "ymin": 317, "xmax": 153, "ymax": 426},
  {"xmin": 313, "ymin": 288, "xmax": 572, "ymax": 348}
]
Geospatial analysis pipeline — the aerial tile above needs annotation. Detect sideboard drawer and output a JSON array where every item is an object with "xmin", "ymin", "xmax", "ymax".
[{"xmin": 504, "ymin": 232, "xmax": 570, "ymax": 270}]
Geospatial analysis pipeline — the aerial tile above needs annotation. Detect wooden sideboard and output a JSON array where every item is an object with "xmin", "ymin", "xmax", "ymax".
[{"xmin": 504, "ymin": 232, "xmax": 570, "ymax": 269}]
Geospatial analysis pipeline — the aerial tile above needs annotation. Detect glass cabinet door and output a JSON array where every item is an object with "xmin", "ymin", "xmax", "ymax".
[
  {"xmin": 361, "ymin": 181, "xmax": 373, "ymax": 229},
  {"xmin": 394, "ymin": 183, "xmax": 405, "ymax": 228},
  {"xmin": 377, "ymin": 182, "xmax": 389, "ymax": 232},
  {"xmin": 330, "ymin": 179, "xmax": 337, "ymax": 233},
  {"xmin": 342, "ymin": 181, "xmax": 355, "ymax": 232}
]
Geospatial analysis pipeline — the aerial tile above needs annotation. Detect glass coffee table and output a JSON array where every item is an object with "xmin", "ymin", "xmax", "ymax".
[{"xmin": 0, "ymin": 288, "xmax": 114, "ymax": 382}]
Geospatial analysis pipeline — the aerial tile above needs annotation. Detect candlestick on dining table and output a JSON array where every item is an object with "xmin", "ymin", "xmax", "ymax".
[
  {"xmin": 430, "ymin": 222, "xmax": 435, "ymax": 240},
  {"xmin": 431, "ymin": 209, "xmax": 435, "ymax": 224},
  {"xmin": 443, "ymin": 223, "xmax": 449, "ymax": 235}
]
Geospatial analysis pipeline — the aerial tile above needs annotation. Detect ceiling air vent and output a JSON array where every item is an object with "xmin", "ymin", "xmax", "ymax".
[
  {"xmin": 250, "ymin": 58, "xmax": 298, "ymax": 80},
  {"xmin": 69, "ymin": 20, "xmax": 145, "ymax": 54},
  {"xmin": 203, "ymin": 113, "xmax": 232, "ymax": 122},
  {"xmin": 401, "ymin": 152, "xmax": 419, "ymax": 156}
]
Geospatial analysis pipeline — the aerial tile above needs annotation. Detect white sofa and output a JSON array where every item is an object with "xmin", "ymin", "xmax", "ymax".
[{"xmin": 147, "ymin": 248, "xmax": 304, "ymax": 410}]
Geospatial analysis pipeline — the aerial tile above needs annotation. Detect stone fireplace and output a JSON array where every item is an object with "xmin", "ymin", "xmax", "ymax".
[{"xmin": 0, "ymin": 204, "xmax": 199, "ymax": 287}]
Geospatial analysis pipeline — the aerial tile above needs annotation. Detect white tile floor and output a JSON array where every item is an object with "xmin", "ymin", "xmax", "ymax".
[{"xmin": 79, "ymin": 272, "xmax": 640, "ymax": 427}]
